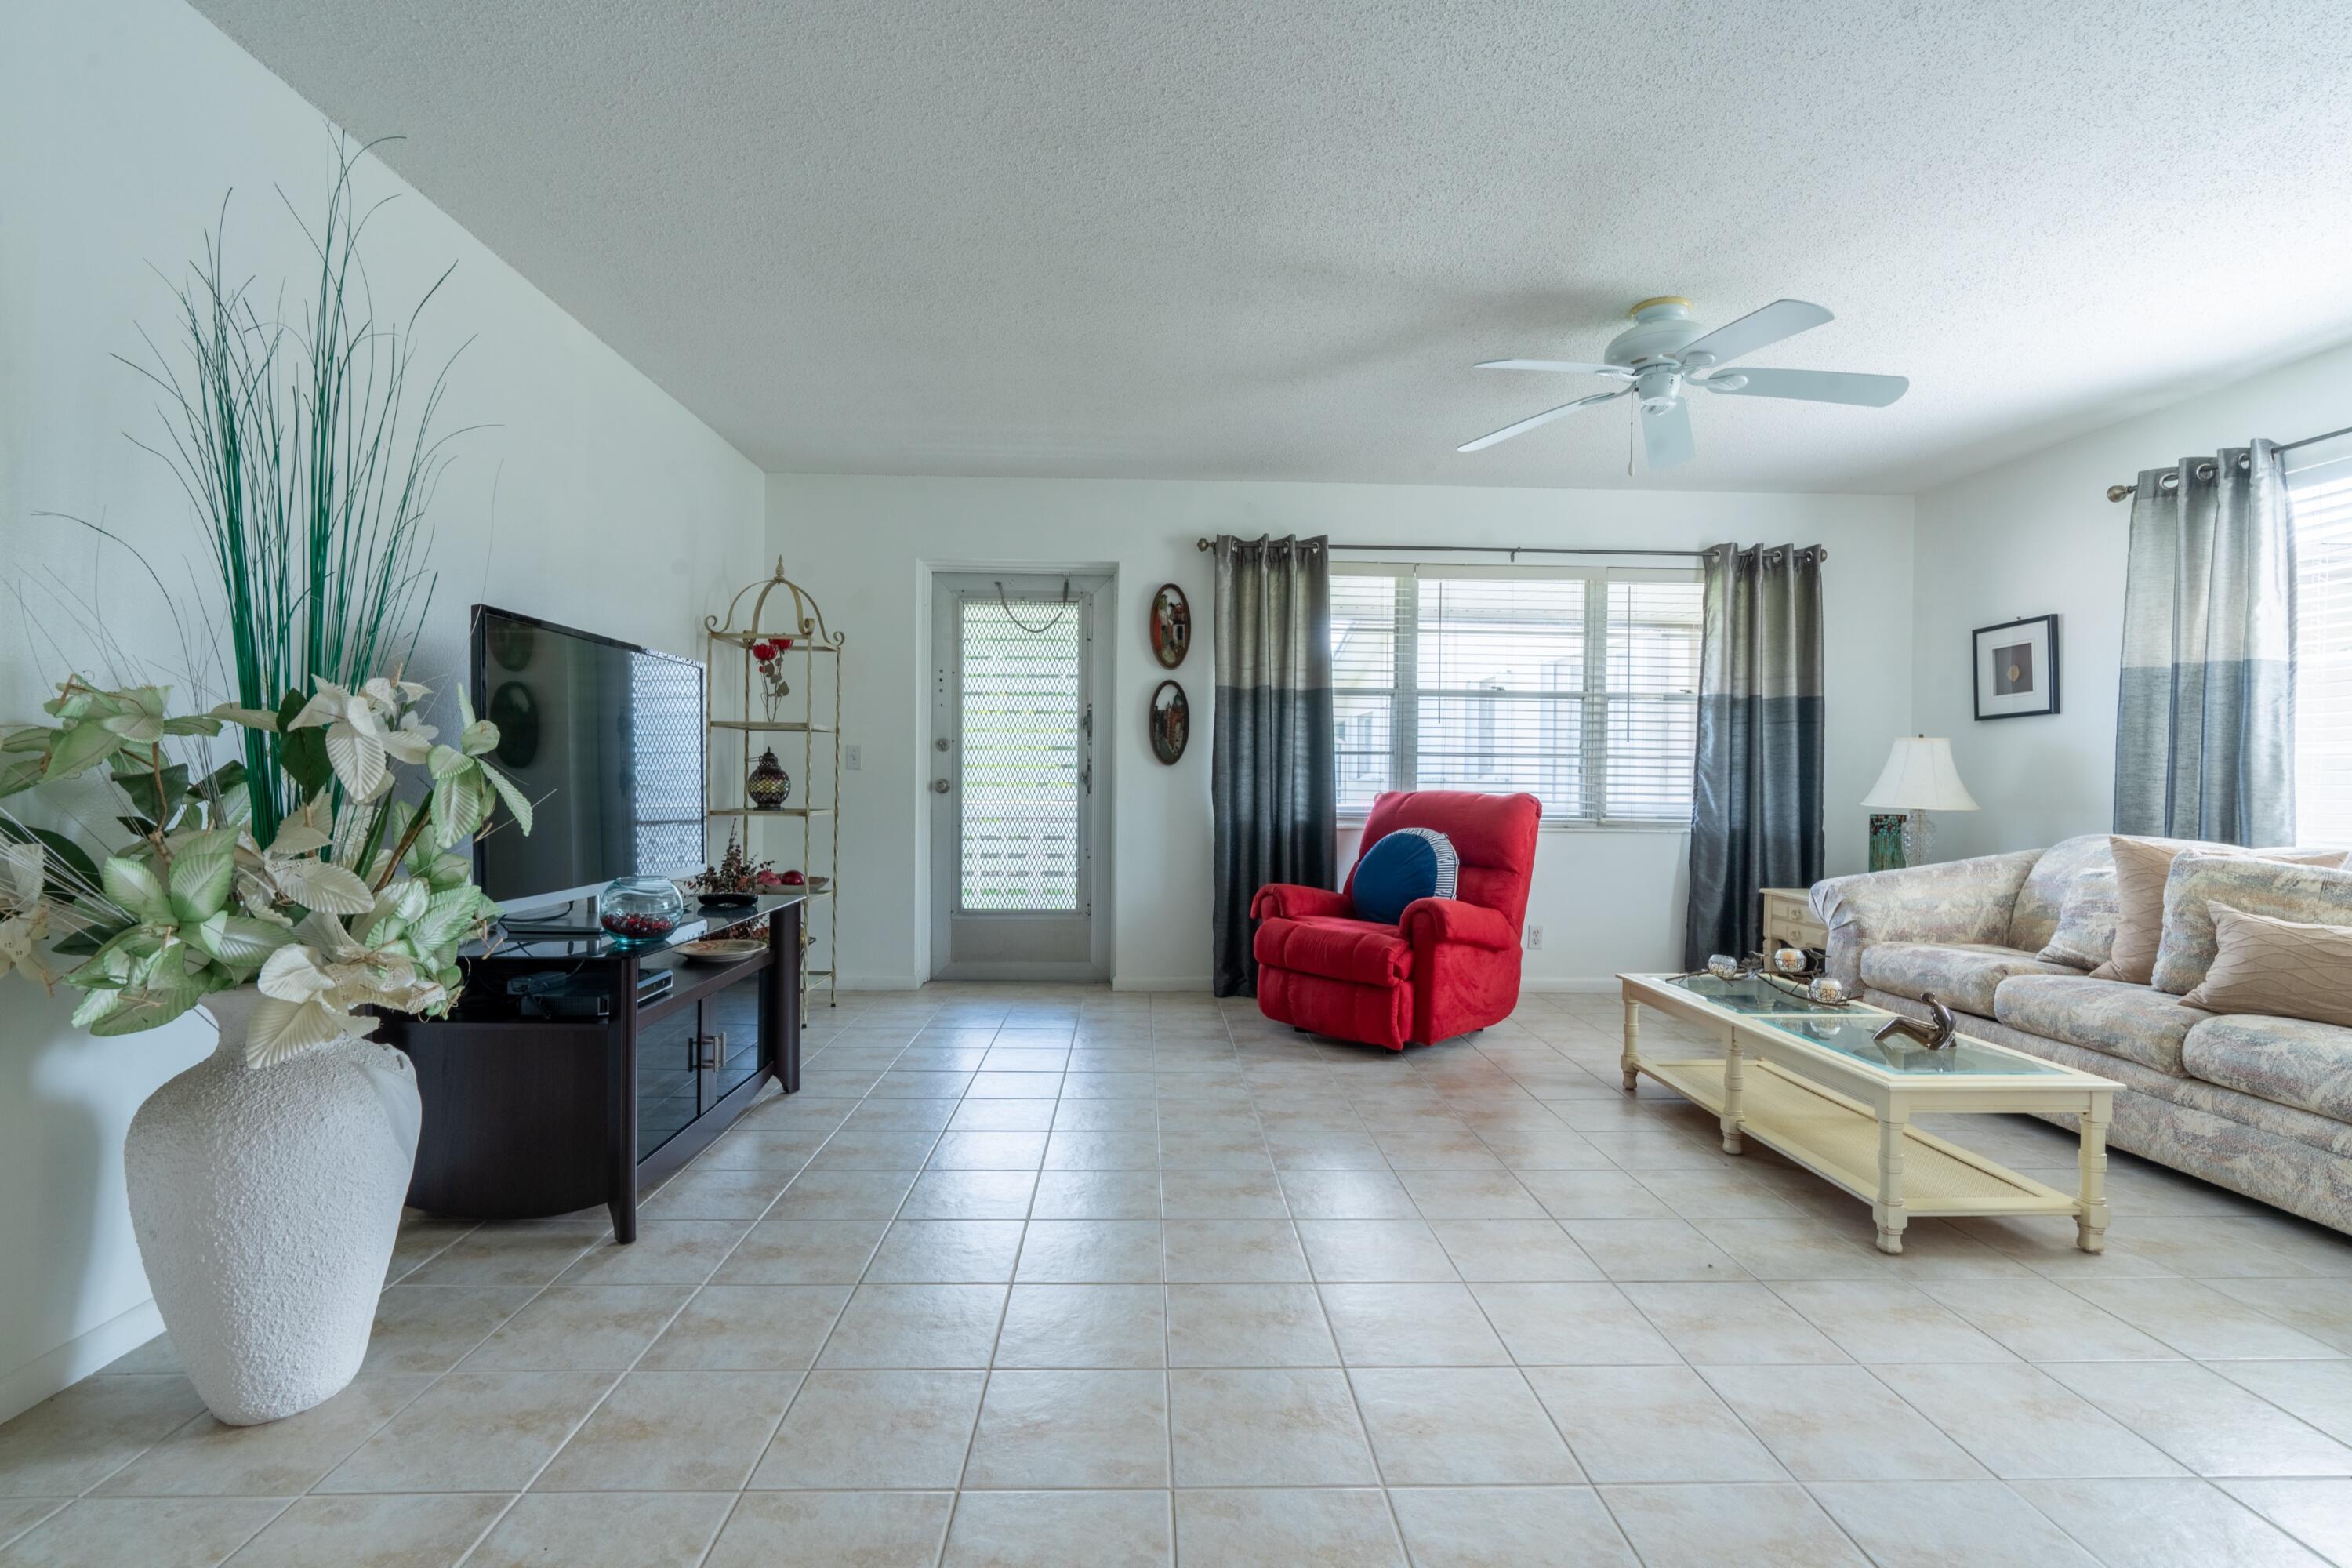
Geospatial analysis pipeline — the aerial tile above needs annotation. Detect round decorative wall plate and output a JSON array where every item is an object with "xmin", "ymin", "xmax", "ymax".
[
  {"xmin": 1150, "ymin": 583, "xmax": 1191, "ymax": 669},
  {"xmin": 1149, "ymin": 680, "xmax": 1189, "ymax": 764}
]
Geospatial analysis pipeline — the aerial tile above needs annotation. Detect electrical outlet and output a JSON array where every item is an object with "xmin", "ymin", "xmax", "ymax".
[
  {"xmin": 844, "ymin": 744, "xmax": 861, "ymax": 772},
  {"xmin": 1524, "ymin": 924, "xmax": 1544, "ymax": 951}
]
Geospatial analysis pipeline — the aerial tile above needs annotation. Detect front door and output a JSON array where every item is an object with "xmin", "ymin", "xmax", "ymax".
[{"xmin": 929, "ymin": 572, "xmax": 1111, "ymax": 979}]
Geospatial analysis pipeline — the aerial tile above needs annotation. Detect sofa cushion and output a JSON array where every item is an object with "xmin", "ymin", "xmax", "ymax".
[
  {"xmin": 2038, "ymin": 866, "xmax": 2121, "ymax": 970},
  {"xmin": 1991, "ymin": 974, "xmax": 2205, "ymax": 1075},
  {"xmin": 2183, "ymin": 905, "xmax": 2352, "ymax": 1029},
  {"xmin": 2182, "ymin": 1014, "xmax": 2352, "ymax": 1124},
  {"xmin": 1254, "ymin": 915, "xmax": 1413, "ymax": 988},
  {"xmin": 1858, "ymin": 942, "xmax": 2082, "ymax": 1017},
  {"xmin": 2007, "ymin": 833, "xmax": 2114, "ymax": 954},
  {"xmin": 2093, "ymin": 837, "xmax": 2346, "ymax": 985},
  {"xmin": 2151, "ymin": 855, "xmax": 2352, "ymax": 995}
]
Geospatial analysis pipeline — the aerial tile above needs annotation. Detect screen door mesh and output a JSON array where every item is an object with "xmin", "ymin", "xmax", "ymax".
[{"xmin": 959, "ymin": 597, "xmax": 1083, "ymax": 910}]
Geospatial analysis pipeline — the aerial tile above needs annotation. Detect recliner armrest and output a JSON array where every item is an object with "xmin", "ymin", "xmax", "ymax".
[
  {"xmin": 1252, "ymin": 884, "xmax": 1354, "ymax": 922},
  {"xmin": 1400, "ymin": 898, "xmax": 1518, "ymax": 952}
]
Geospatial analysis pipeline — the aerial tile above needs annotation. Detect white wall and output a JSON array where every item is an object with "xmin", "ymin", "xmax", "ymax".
[
  {"xmin": 768, "ymin": 474, "xmax": 1915, "ymax": 993},
  {"xmin": 0, "ymin": 0, "xmax": 764, "ymax": 1419},
  {"xmin": 1911, "ymin": 339, "xmax": 2352, "ymax": 860}
]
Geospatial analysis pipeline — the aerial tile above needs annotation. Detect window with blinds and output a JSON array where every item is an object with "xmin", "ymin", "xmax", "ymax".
[
  {"xmin": 1330, "ymin": 565, "xmax": 1703, "ymax": 824},
  {"xmin": 2288, "ymin": 441, "xmax": 2352, "ymax": 846}
]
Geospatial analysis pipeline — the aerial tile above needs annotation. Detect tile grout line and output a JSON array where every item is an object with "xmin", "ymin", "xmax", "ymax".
[
  {"xmin": 21, "ymin": 987, "xmax": 2352, "ymax": 1564},
  {"xmin": 1435, "ymin": 1049, "xmax": 1696, "ymax": 1568}
]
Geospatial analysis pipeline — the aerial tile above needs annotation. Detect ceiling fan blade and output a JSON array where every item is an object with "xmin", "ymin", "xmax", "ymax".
[
  {"xmin": 1677, "ymin": 299, "xmax": 1832, "ymax": 368},
  {"xmin": 1639, "ymin": 397, "xmax": 1695, "ymax": 469},
  {"xmin": 1475, "ymin": 359, "xmax": 1633, "ymax": 378},
  {"xmin": 1704, "ymin": 367, "xmax": 1908, "ymax": 407},
  {"xmin": 1457, "ymin": 388, "xmax": 1629, "ymax": 453}
]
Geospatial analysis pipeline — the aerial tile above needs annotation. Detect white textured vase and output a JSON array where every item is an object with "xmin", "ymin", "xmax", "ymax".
[{"xmin": 123, "ymin": 987, "xmax": 422, "ymax": 1425}]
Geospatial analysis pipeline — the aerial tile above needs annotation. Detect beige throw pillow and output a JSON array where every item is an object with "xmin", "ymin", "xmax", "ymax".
[
  {"xmin": 2184, "ymin": 904, "xmax": 2352, "ymax": 1029},
  {"xmin": 2090, "ymin": 837, "xmax": 2347, "ymax": 986}
]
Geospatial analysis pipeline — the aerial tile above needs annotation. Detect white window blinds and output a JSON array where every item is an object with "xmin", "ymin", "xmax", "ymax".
[
  {"xmin": 2288, "ymin": 440, "xmax": 2352, "ymax": 846},
  {"xmin": 1329, "ymin": 564, "xmax": 1703, "ymax": 824}
]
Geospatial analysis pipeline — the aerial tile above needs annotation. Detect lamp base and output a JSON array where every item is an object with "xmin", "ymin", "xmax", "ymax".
[{"xmin": 1900, "ymin": 811, "xmax": 1934, "ymax": 866}]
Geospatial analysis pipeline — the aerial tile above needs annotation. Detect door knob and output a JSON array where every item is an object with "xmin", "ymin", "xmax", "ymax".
[{"xmin": 931, "ymin": 778, "xmax": 951, "ymax": 794}]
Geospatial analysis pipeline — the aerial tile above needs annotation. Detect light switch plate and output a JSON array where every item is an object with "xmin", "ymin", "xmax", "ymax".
[{"xmin": 844, "ymin": 744, "xmax": 862, "ymax": 771}]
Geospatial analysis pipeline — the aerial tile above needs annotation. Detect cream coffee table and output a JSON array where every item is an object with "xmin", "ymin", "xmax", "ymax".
[{"xmin": 1619, "ymin": 971, "xmax": 2120, "ymax": 1254}]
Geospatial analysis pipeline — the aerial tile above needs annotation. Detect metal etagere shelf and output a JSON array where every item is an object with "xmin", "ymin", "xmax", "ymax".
[{"xmin": 706, "ymin": 560, "xmax": 842, "ymax": 1009}]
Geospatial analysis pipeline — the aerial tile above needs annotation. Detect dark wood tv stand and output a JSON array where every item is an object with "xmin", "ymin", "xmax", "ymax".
[{"xmin": 381, "ymin": 895, "xmax": 804, "ymax": 1242}]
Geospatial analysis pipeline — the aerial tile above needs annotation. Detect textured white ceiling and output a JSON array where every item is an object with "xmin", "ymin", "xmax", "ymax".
[{"xmin": 194, "ymin": 0, "xmax": 2352, "ymax": 492}]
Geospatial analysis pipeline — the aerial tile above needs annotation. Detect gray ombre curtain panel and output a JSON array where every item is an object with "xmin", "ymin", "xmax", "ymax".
[
  {"xmin": 2114, "ymin": 442, "xmax": 2297, "ymax": 845},
  {"xmin": 1684, "ymin": 543, "xmax": 1826, "ymax": 969},
  {"xmin": 1210, "ymin": 534, "xmax": 1334, "ymax": 996}
]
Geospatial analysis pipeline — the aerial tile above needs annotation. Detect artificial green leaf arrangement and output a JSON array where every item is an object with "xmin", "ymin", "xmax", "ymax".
[
  {"xmin": 121, "ymin": 133, "xmax": 470, "ymax": 847},
  {"xmin": 0, "ymin": 675, "xmax": 529, "ymax": 1065}
]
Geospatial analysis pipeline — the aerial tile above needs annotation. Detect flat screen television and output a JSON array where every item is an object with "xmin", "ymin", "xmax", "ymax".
[{"xmin": 470, "ymin": 605, "xmax": 706, "ymax": 913}]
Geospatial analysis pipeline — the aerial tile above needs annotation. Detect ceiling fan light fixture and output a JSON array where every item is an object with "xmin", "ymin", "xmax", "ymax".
[{"xmin": 1457, "ymin": 296, "xmax": 1905, "ymax": 462}]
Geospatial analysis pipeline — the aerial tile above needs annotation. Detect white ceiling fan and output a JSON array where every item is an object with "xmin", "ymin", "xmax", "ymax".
[{"xmin": 1460, "ymin": 296, "xmax": 1908, "ymax": 468}]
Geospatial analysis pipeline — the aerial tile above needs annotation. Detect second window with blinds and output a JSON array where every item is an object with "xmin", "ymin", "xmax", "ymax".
[{"xmin": 1331, "ymin": 564, "xmax": 1704, "ymax": 826}]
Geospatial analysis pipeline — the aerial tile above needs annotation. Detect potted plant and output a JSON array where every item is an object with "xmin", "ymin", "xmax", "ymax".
[
  {"xmin": 683, "ymin": 831, "xmax": 783, "ymax": 909},
  {"xmin": 0, "ymin": 138, "xmax": 523, "ymax": 1425},
  {"xmin": 1, "ymin": 676, "xmax": 528, "ymax": 1423}
]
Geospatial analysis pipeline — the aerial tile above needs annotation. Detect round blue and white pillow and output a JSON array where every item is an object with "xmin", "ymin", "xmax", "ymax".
[{"xmin": 1350, "ymin": 827, "xmax": 1460, "ymax": 925}]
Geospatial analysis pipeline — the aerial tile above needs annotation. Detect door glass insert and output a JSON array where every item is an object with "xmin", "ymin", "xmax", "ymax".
[{"xmin": 958, "ymin": 596, "xmax": 1085, "ymax": 912}]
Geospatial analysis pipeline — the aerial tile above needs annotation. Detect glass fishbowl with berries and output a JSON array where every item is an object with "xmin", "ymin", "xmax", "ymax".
[{"xmin": 599, "ymin": 874, "xmax": 687, "ymax": 943}]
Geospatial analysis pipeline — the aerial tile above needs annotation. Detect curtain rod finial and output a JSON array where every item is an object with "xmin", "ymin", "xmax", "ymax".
[{"xmin": 2107, "ymin": 484, "xmax": 2136, "ymax": 503}]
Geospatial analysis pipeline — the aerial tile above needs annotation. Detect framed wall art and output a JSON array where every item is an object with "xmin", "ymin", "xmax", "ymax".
[
  {"xmin": 1149, "ymin": 680, "xmax": 1189, "ymax": 764},
  {"xmin": 1973, "ymin": 614, "xmax": 2060, "ymax": 721},
  {"xmin": 1150, "ymin": 583, "xmax": 1191, "ymax": 669}
]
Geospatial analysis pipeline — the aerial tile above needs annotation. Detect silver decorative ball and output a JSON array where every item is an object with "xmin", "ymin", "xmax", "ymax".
[
  {"xmin": 1706, "ymin": 954, "xmax": 1741, "ymax": 981},
  {"xmin": 1807, "ymin": 977, "xmax": 1848, "ymax": 1006}
]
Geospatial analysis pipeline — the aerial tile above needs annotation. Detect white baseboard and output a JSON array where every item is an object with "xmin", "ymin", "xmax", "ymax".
[
  {"xmin": 0, "ymin": 1296, "xmax": 164, "ymax": 1426},
  {"xmin": 1519, "ymin": 977, "xmax": 1635, "ymax": 993},
  {"xmin": 833, "ymin": 975, "xmax": 924, "ymax": 992},
  {"xmin": 1112, "ymin": 976, "xmax": 1212, "ymax": 992}
]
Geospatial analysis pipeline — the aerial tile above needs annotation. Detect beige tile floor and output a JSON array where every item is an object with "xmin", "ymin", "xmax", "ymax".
[{"xmin": 6, "ymin": 984, "xmax": 2352, "ymax": 1565}]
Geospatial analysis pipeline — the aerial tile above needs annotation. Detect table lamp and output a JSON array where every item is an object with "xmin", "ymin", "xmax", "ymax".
[{"xmin": 1861, "ymin": 736, "xmax": 1977, "ymax": 866}]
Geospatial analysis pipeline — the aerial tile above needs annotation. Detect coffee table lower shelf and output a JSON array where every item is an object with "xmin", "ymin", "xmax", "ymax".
[{"xmin": 1643, "ymin": 1057, "xmax": 2078, "ymax": 1220}]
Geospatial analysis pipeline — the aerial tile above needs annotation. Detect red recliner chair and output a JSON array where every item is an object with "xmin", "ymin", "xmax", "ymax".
[{"xmin": 1250, "ymin": 790, "xmax": 1541, "ymax": 1051}]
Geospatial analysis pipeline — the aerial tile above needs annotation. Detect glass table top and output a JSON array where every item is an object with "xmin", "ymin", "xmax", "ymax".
[
  {"xmin": 1654, "ymin": 972, "xmax": 2064, "ymax": 1076},
  {"xmin": 474, "ymin": 893, "xmax": 804, "ymax": 962},
  {"xmin": 1662, "ymin": 973, "xmax": 1852, "ymax": 1017},
  {"xmin": 1763, "ymin": 1016, "xmax": 2067, "ymax": 1076}
]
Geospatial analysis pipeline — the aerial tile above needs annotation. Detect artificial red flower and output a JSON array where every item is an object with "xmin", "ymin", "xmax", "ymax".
[{"xmin": 750, "ymin": 639, "xmax": 777, "ymax": 660}]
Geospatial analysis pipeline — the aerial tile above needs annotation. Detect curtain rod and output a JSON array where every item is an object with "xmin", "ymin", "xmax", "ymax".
[
  {"xmin": 2106, "ymin": 421, "xmax": 2352, "ymax": 502},
  {"xmin": 1189, "ymin": 539, "xmax": 1718, "ymax": 560}
]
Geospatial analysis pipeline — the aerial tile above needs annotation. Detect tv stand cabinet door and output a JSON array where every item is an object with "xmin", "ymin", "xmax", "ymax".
[{"xmin": 399, "ymin": 1019, "xmax": 615, "ymax": 1221}]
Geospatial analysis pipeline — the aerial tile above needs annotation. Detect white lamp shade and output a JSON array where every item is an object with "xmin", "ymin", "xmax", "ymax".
[{"xmin": 1861, "ymin": 736, "xmax": 1979, "ymax": 812}]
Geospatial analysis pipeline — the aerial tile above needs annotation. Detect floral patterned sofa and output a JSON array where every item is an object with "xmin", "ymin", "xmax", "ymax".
[{"xmin": 1813, "ymin": 834, "xmax": 2352, "ymax": 1235}]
